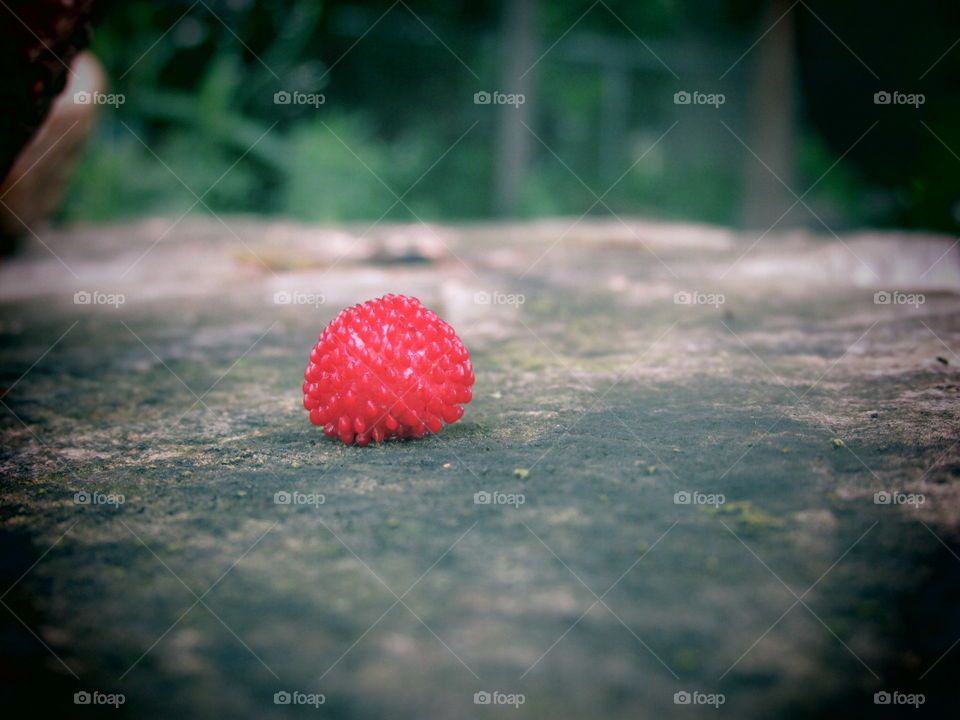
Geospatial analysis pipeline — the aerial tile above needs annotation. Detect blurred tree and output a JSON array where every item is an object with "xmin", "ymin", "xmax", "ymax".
[
  {"xmin": 493, "ymin": 0, "xmax": 539, "ymax": 216},
  {"xmin": 740, "ymin": 0, "xmax": 798, "ymax": 229}
]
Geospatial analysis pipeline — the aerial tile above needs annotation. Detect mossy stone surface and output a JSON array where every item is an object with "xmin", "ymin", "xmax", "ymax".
[{"xmin": 2, "ymin": 218, "xmax": 960, "ymax": 717}]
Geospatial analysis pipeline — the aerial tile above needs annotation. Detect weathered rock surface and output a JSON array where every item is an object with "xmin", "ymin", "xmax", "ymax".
[{"xmin": 2, "ymin": 217, "xmax": 959, "ymax": 718}]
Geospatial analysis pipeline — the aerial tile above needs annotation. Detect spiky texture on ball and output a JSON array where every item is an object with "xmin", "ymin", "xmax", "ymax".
[{"xmin": 303, "ymin": 295, "xmax": 474, "ymax": 446}]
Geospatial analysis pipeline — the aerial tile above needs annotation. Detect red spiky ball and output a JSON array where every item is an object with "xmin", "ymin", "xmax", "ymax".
[{"xmin": 303, "ymin": 295, "xmax": 474, "ymax": 446}]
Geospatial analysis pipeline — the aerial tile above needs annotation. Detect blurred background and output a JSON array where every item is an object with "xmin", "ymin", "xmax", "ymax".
[{"xmin": 26, "ymin": 0, "xmax": 960, "ymax": 234}]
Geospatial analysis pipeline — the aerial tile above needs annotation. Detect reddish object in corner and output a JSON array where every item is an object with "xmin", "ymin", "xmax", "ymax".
[{"xmin": 303, "ymin": 294, "xmax": 474, "ymax": 446}]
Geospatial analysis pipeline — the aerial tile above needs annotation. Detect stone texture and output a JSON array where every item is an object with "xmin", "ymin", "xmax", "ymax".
[{"xmin": 1, "ymin": 217, "xmax": 959, "ymax": 718}]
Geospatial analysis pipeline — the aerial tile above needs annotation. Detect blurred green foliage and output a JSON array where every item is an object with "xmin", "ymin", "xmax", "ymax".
[{"xmin": 56, "ymin": 0, "xmax": 960, "ymax": 232}]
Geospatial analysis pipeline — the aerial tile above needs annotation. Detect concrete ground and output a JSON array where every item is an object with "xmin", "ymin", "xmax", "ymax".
[{"xmin": 2, "ymin": 216, "xmax": 960, "ymax": 718}]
